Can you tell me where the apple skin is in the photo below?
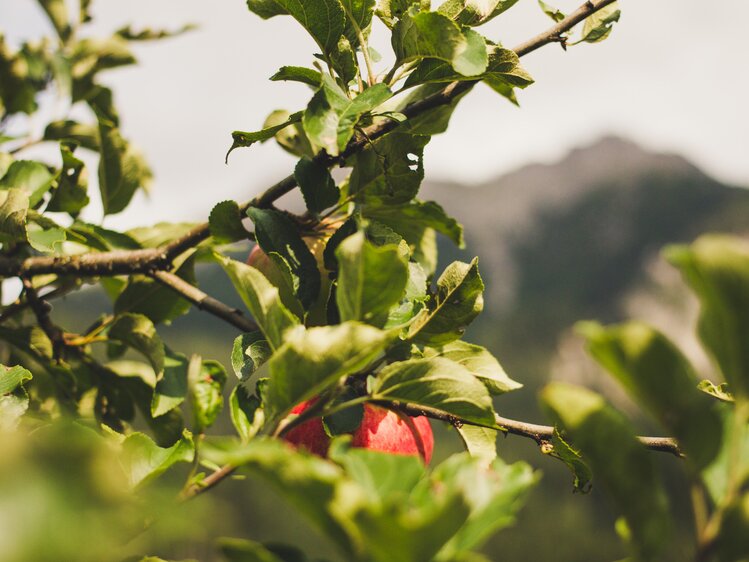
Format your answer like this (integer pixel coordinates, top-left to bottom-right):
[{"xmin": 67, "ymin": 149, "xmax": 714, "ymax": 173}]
[{"xmin": 283, "ymin": 400, "xmax": 434, "ymax": 463}]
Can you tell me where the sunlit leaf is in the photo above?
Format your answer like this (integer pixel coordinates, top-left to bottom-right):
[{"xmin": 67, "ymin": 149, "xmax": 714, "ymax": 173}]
[
  {"xmin": 120, "ymin": 429, "xmax": 194, "ymax": 487},
  {"xmin": 578, "ymin": 320, "xmax": 723, "ymax": 469},
  {"xmin": 209, "ymin": 200, "xmax": 250, "ymax": 244},
  {"xmin": 109, "ymin": 313, "xmax": 165, "ymax": 375},
  {"xmin": 231, "ymin": 332, "xmax": 272, "ymax": 381},
  {"xmin": 266, "ymin": 322, "xmax": 391, "ymax": 419},
  {"xmin": 295, "ymin": 157, "xmax": 340, "ymax": 213},
  {"xmin": 247, "ymin": 207, "xmax": 321, "ymax": 310},
  {"xmin": 392, "ymin": 10, "xmax": 488, "ymax": 76},
  {"xmin": 424, "ymin": 341, "xmax": 520, "ymax": 395},
  {"xmin": 541, "ymin": 383, "xmax": 670, "ymax": 561},
  {"xmin": 408, "ymin": 258, "xmax": 484, "ymax": 345},
  {"xmin": 370, "ymin": 357, "xmax": 496, "ymax": 426},
  {"xmin": 666, "ymin": 235, "xmax": 749, "ymax": 399},
  {"xmin": 336, "ymin": 231, "xmax": 409, "ymax": 325}
]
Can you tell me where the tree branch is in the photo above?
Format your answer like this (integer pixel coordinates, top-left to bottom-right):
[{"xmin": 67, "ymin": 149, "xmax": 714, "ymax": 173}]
[
  {"xmin": 148, "ymin": 270, "xmax": 258, "ymax": 333},
  {"xmin": 0, "ymin": 0, "xmax": 616, "ymax": 281},
  {"xmin": 379, "ymin": 400, "xmax": 684, "ymax": 458}
]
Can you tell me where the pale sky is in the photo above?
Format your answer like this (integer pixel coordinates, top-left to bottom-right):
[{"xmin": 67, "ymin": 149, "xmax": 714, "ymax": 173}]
[{"xmin": 2, "ymin": 0, "xmax": 748, "ymax": 231}]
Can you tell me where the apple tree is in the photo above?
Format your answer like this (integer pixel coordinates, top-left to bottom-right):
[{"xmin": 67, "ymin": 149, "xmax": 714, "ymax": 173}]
[{"xmin": 1, "ymin": 1, "xmax": 747, "ymax": 561}]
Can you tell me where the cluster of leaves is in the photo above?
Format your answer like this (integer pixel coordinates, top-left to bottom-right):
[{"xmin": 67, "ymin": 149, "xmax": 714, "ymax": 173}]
[
  {"xmin": 536, "ymin": 235, "xmax": 749, "ymax": 562},
  {"xmin": 20, "ymin": 2, "xmax": 747, "ymax": 562}
]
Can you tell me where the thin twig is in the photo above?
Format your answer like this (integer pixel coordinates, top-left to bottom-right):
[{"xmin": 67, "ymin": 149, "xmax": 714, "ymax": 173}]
[
  {"xmin": 181, "ymin": 464, "xmax": 236, "ymax": 500},
  {"xmin": 148, "ymin": 270, "xmax": 258, "ymax": 333},
  {"xmin": 380, "ymin": 400, "xmax": 684, "ymax": 458},
  {"xmin": 21, "ymin": 278, "xmax": 66, "ymax": 358}
]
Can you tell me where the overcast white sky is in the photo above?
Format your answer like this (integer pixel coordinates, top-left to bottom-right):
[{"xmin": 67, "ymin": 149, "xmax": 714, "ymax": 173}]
[{"xmin": 2, "ymin": 0, "xmax": 748, "ymax": 231}]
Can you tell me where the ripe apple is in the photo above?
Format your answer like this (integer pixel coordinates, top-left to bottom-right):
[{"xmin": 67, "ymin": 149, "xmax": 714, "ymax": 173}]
[{"xmin": 282, "ymin": 399, "xmax": 434, "ymax": 463}]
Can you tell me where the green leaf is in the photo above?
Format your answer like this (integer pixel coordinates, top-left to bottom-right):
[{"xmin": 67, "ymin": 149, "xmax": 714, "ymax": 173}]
[
  {"xmin": 229, "ymin": 111, "xmax": 303, "ymax": 158},
  {"xmin": 322, "ymin": 401, "xmax": 364, "ymax": 436},
  {"xmin": 404, "ymin": 46, "xmax": 533, "ymax": 92},
  {"xmin": 578, "ymin": 321, "xmax": 723, "ymax": 469},
  {"xmin": 303, "ymin": 77, "xmax": 392, "ymax": 155},
  {"xmin": 666, "ymin": 235, "xmax": 749, "ymax": 399},
  {"xmin": 232, "ymin": 332, "xmax": 272, "ymax": 381},
  {"xmin": 128, "ymin": 222, "xmax": 197, "ymax": 248},
  {"xmin": 537, "ymin": 0, "xmax": 565, "ymax": 22},
  {"xmin": 329, "ymin": 440, "xmax": 426, "ymax": 501},
  {"xmin": 247, "ymin": 207, "xmax": 321, "ymax": 310},
  {"xmin": 431, "ymin": 455, "xmax": 537, "ymax": 559},
  {"xmin": 574, "ymin": 1, "xmax": 620, "ymax": 44},
  {"xmin": 456, "ymin": 425, "xmax": 497, "ymax": 464},
  {"xmin": 714, "ymin": 488, "xmax": 749, "ymax": 562},
  {"xmin": 348, "ymin": 133, "xmax": 430, "ymax": 205},
  {"xmin": 108, "ymin": 313, "xmax": 165, "ymax": 375},
  {"xmin": 376, "ymin": 0, "xmax": 425, "ymax": 28},
  {"xmin": 151, "ymin": 349, "xmax": 190, "ymax": 418},
  {"xmin": 541, "ymin": 383, "xmax": 670, "ymax": 561},
  {"xmin": 202, "ymin": 438, "xmax": 359, "ymax": 556},
  {"xmin": 364, "ymin": 200, "xmax": 464, "ymax": 247},
  {"xmin": 264, "ymin": 109, "xmax": 315, "ymax": 158},
  {"xmin": 36, "ymin": 0, "xmax": 71, "ymax": 41},
  {"xmin": 270, "ymin": 65, "xmax": 323, "ymax": 87},
  {"xmin": 0, "ymin": 391, "xmax": 29, "ymax": 431},
  {"xmin": 0, "ymin": 188, "xmax": 29, "ymax": 241},
  {"xmin": 370, "ymin": 357, "xmax": 496, "ymax": 426},
  {"xmin": 189, "ymin": 358, "xmax": 228, "ymax": 431},
  {"xmin": 218, "ymin": 256, "xmax": 300, "ymax": 349},
  {"xmin": 114, "ymin": 254, "xmax": 196, "ymax": 325},
  {"xmin": 71, "ymin": 36, "xmax": 136, "ymax": 80},
  {"xmin": 266, "ymin": 322, "xmax": 391, "ymax": 419},
  {"xmin": 43, "ymin": 120, "xmax": 100, "ymax": 150},
  {"xmin": 0, "ymin": 325, "xmax": 54, "ymax": 359},
  {"xmin": 294, "ymin": 157, "xmax": 340, "ymax": 213},
  {"xmin": 210, "ymin": 200, "xmax": 250, "ymax": 244},
  {"xmin": 395, "ymin": 82, "xmax": 470, "ymax": 135},
  {"xmin": 341, "ymin": 0, "xmax": 376, "ymax": 47},
  {"xmin": 701, "ymin": 403, "xmax": 749, "ymax": 505},
  {"xmin": 98, "ymin": 120, "xmax": 152, "ymax": 215},
  {"xmin": 408, "ymin": 258, "xmax": 484, "ymax": 346},
  {"xmin": 271, "ymin": 0, "xmax": 346, "ymax": 55},
  {"xmin": 46, "ymin": 144, "xmax": 89, "ymax": 216},
  {"xmin": 335, "ymin": 231, "xmax": 409, "ymax": 325},
  {"xmin": 547, "ymin": 428, "xmax": 592, "ymax": 493},
  {"xmin": 329, "ymin": 35, "xmax": 358, "ymax": 84},
  {"xmin": 27, "ymin": 224, "xmax": 66, "ymax": 253},
  {"xmin": 115, "ymin": 23, "xmax": 197, "ymax": 41},
  {"xmin": 437, "ymin": 0, "xmax": 520, "ymax": 26},
  {"xmin": 424, "ymin": 341, "xmax": 520, "ymax": 395},
  {"xmin": 218, "ymin": 538, "xmax": 288, "ymax": 562},
  {"xmin": 119, "ymin": 429, "xmax": 194, "ymax": 487},
  {"xmin": 392, "ymin": 10, "xmax": 488, "ymax": 76},
  {"xmin": 247, "ymin": 0, "xmax": 288, "ymax": 19},
  {"xmin": 229, "ymin": 384, "xmax": 264, "ymax": 442},
  {"xmin": 698, "ymin": 380, "xmax": 734, "ymax": 403},
  {"xmin": 0, "ymin": 364, "xmax": 32, "ymax": 395},
  {"xmin": 0, "ymin": 160, "xmax": 55, "ymax": 207}
]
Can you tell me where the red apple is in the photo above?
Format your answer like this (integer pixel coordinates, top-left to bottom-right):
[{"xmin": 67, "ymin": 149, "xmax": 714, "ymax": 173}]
[{"xmin": 282, "ymin": 399, "xmax": 434, "ymax": 463}]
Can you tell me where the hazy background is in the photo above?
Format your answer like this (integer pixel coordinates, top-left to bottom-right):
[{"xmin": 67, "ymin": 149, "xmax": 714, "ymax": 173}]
[{"xmin": 3, "ymin": 1, "xmax": 749, "ymax": 560}]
